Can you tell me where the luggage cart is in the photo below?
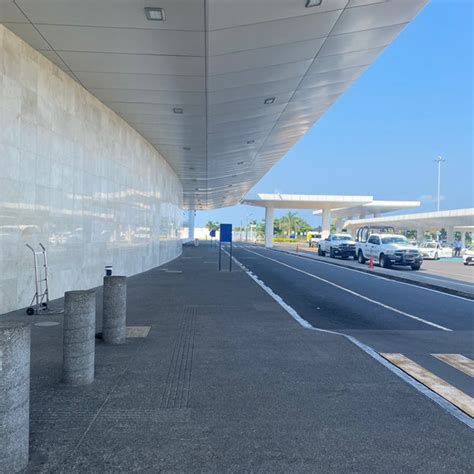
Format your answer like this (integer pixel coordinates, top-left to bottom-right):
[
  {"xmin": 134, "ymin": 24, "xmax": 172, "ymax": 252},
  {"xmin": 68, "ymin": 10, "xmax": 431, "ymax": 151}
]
[{"xmin": 26, "ymin": 243, "xmax": 50, "ymax": 315}]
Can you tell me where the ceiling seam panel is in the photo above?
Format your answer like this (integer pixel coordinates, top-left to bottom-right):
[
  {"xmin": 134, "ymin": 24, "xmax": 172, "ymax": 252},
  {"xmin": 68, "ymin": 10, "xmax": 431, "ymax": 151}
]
[
  {"xmin": 11, "ymin": 0, "xmax": 85, "ymax": 87},
  {"xmin": 244, "ymin": 1, "xmax": 351, "ymax": 181}
]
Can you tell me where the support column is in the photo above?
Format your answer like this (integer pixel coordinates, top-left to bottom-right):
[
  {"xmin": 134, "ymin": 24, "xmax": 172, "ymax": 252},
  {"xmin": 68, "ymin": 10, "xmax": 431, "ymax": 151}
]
[
  {"xmin": 416, "ymin": 228, "xmax": 425, "ymax": 241},
  {"xmin": 446, "ymin": 226, "xmax": 454, "ymax": 243},
  {"xmin": 461, "ymin": 231, "xmax": 466, "ymax": 249},
  {"xmin": 0, "ymin": 322, "xmax": 31, "ymax": 473},
  {"xmin": 321, "ymin": 208, "xmax": 331, "ymax": 239},
  {"xmin": 188, "ymin": 210, "xmax": 195, "ymax": 241},
  {"xmin": 103, "ymin": 276, "xmax": 127, "ymax": 345},
  {"xmin": 264, "ymin": 207, "xmax": 274, "ymax": 248},
  {"xmin": 63, "ymin": 290, "xmax": 96, "ymax": 385},
  {"xmin": 335, "ymin": 219, "xmax": 343, "ymax": 233}
]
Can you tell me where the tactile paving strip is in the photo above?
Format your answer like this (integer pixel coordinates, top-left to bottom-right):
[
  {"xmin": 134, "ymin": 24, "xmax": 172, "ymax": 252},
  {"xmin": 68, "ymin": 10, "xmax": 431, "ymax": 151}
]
[{"xmin": 160, "ymin": 306, "xmax": 196, "ymax": 409}]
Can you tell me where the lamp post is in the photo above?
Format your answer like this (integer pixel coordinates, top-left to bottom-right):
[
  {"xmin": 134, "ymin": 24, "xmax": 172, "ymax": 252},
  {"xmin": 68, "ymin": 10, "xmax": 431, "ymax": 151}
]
[{"xmin": 434, "ymin": 155, "xmax": 445, "ymax": 212}]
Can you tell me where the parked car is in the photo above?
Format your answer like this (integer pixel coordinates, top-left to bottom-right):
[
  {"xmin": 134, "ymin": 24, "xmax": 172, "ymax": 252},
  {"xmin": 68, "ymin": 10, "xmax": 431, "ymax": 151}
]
[
  {"xmin": 419, "ymin": 241, "xmax": 453, "ymax": 260},
  {"xmin": 356, "ymin": 233, "xmax": 423, "ymax": 270},
  {"xmin": 318, "ymin": 233, "xmax": 357, "ymax": 259},
  {"xmin": 463, "ymin": 247, "xmax": 474, "ymax": 265},
  {"xmin": 307, "ymin": 232, "xmax": 322, "ymax": 247}
]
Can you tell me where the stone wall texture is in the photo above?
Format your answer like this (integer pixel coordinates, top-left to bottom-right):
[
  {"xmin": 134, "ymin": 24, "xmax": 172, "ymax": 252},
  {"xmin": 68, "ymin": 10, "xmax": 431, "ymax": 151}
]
[{"xmin": 0, "ymin": 25, "xmax": 183, "ymax": 315}]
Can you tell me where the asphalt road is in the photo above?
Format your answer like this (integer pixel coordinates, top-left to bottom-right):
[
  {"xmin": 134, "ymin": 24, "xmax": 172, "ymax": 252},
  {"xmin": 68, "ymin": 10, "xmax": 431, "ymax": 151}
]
[
  {"xmin": 275, "ymin": 241, "xmax": 474, "ymax": 286},
  {"xmin": 232, "ymin": 244, "xmax": 474, "ymax": 402}
]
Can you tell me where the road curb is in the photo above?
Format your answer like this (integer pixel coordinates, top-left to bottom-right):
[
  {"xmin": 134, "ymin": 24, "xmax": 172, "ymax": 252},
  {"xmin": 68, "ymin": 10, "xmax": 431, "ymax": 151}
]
[{"xmin": 271, "ymin": 248, "xmax": 474, "ymax": 300}]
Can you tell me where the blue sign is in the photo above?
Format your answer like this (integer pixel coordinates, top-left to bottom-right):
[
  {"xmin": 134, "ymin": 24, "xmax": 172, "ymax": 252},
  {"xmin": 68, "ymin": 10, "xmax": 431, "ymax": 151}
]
[
  {"xmin": 219, "ymin": 223, "xmax": 232, "ymax": 243},
  {"xmin": 210, "ymin": 229, "xmax": 216, "ymax": 237}
]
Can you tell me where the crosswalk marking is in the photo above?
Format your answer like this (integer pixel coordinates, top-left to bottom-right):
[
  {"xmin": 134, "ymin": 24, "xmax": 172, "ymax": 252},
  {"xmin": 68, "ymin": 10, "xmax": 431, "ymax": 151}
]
[
  {"xmin": 432, "ymin": 354, "xmax": 474, "ymax": 378},
  {"xmin": 380, "ymin": 353, "xmax": 474, "ymax": 418}
]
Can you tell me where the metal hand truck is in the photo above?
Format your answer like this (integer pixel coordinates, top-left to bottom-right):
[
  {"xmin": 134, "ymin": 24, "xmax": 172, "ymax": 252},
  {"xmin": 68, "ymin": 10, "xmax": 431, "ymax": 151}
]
[{"xmin": 26, "ymin": 243, "xmax": 50, "ymax": 315}]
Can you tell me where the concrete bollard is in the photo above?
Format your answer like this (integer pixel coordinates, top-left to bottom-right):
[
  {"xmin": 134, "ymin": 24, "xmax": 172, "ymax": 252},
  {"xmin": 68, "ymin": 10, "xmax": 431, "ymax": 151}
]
[
  {"xmin": 0, "ymin": 321, "xmax": 31, "ymax": 473},
  {"xmin": 63, "ymin": 290, "xmax": 96, "ymax": 385},
  {"xmin": 102, "ymin": 276, "xmax": 127, "ymax": 345}
]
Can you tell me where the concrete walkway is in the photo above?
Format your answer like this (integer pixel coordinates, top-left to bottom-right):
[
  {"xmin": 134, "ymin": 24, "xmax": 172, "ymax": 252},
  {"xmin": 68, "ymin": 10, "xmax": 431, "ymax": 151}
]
[{"xmin": 2, "ymin": 243, "xmax": 472, "ymax": 472}]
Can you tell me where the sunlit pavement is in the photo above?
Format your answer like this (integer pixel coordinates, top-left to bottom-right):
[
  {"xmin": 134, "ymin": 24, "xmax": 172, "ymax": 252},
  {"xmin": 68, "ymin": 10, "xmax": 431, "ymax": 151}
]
[
  {"xmin": 2, "ymin": 242, "xmax": 473, "ymax": 471},
  {"xmin": 253, "ymin": 241, "xmax": 474, "ymax": 297},
  {"xmin": 232, "ymin": 243, "xmax": 473, "ymax": 421}
]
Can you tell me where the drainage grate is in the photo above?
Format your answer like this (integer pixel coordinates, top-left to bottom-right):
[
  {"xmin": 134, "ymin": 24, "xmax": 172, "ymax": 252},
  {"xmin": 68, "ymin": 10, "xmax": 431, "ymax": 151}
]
[
  {"xmin": 126, "ymin": 326, "xmax": 151, "ymax": 338},
  {"xmin": 160, "ymin": 306, "xmax": 196, "ymax": 409}
]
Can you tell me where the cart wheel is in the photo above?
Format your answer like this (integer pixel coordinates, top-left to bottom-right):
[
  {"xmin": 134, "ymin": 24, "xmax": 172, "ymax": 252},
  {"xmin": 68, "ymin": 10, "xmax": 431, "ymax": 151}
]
[{"xmin": 26, "ymin": 307, "xmax": 35, "ymax": 315}]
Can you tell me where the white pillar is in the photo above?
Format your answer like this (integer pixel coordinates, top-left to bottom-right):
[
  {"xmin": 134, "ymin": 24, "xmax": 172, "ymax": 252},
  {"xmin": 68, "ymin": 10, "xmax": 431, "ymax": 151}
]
[
  {"xmin": 446, "ymin": 226, "xmax": 454, "ymax": 243},
  {"xmin": 335, "ymin": 219, "xmax": 343, "ymax": 233},
  {"xmin": 264, "ymin": 207, "xmax": 274, "ymax": 248},
  {"xmin": 188, "ymin": 210, "xmax": 195, "ymax": 241},
  {"xmin": 416, "ymin": 228, "xmax": 424, "ymax": 241},
  {"xmin": 461, "ymin": 231, "xmax": 466, "ymax": 248},
  {"xmin": 321, "ymin": 208, "xmax": 331, "ymax": 239}
]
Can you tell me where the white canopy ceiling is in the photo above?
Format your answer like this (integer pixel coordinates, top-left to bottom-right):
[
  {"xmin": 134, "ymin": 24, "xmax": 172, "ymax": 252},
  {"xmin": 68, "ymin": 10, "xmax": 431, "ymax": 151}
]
[
  {"xmin": 242, "ymin": 193, "xmax": 373, "ymax": 209},
  {"xmin": 344, "ymin": 209, "xmax": 474, "ymax": 231},
  {"xmin": 313, "ymin": 199, "xmax": 421, "ymax": 218},
  {"xmin": 0, "ymin": 0, "xmax": 428, "ymax": 209}
]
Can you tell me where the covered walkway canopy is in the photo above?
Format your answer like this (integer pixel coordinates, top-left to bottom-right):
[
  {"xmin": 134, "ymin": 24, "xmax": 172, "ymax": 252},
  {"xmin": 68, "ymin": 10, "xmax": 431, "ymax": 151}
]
[
  {"xmin": 344, "ymin": 208, "xmax": 474, "ymax": 244},
  {"xmin": 242, "ymin": 193, "xmax": 373, "ymax": 246},
  {"xmin": 314, "ymin": 199, "xmax": 420, "ymax": 220}
]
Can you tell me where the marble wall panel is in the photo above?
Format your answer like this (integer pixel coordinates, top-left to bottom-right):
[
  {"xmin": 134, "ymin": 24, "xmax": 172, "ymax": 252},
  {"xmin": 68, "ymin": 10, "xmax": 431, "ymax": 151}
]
[{"xmin": 0, "ymin": 25, "xmax": 183, "ymax": 315}]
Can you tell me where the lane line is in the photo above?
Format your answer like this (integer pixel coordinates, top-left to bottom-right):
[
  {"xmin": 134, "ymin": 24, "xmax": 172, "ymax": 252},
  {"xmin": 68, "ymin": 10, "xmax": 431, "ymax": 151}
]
[
  {"xmin": 381, "ymin": 353, "xmax": 474, "ymax": 418},
  {"xmin": 241, "ymin": 248, "xmax": 452, "ymax": 331},
  {"xmin": 226, "ymin": 249, "xmax": 473, "ymax": 429},
  {"xmin": 265, "ymin": 245, "xmax": 474, "ymax": 299},
  {"xmin": 432, "ymin": 354, "xmax": 474, "ymax": 378}
]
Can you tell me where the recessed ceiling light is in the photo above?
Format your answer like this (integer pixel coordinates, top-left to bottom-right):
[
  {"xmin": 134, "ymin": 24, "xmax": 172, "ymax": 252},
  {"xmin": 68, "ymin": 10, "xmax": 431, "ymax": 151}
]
[
  {"xmin": 247, "ymin": 140, "xmax": 255, "ymax": 144},
  {"xmin": 305, "ymin": 0, "xmax": 322, "ymax": 7},
  {"xmin": 173, "ymin": 107, "xmax": 183, "ymax": 114},
  {"xmin": 264, "ymin": 97, "xmax": 275, "ymax": 105},
  {"xmin": 144, "ymin": 7, "xmax": 165, "ymax": 21}
]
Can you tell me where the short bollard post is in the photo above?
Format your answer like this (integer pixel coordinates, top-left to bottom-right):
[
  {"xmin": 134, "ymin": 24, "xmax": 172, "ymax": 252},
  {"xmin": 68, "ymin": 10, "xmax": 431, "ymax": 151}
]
[
  {"xmin": 0, "ymin": 321, "xmax": 31, "ymax": 473},
  {"xmin": 63, "ymin": 290, "xmax": 96, "ymax": 385},
  {"xmin": 102, "ymin": 276, "xmax": 127, "ymax": 345}
]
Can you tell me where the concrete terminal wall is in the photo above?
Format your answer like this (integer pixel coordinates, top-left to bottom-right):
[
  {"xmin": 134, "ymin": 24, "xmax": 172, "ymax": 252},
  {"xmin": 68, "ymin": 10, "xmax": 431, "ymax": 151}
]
[{"xmin": 0, "ymin": 26, "xmax": 183, "ymax": 315}]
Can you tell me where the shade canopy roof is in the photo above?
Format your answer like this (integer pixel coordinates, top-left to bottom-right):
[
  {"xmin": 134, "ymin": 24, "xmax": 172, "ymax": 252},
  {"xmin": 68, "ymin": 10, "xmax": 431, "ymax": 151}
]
[
  {"xmin": 242, "ymin": 193, "xmax": 373, "ymax": 210},
  {"xmin": 1, "ymin": 0, "xmax": 428, "ymax": 209},
  {"xmin": 313, "ymin": 200, "xmax": 421, "ymax": 218},
  {"xmin": 344, "ymin": 209, "xmax": 474, "ymax": 231}
]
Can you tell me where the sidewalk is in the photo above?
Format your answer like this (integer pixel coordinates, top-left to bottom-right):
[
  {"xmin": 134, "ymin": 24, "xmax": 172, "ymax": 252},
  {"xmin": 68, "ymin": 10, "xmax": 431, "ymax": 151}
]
[{"xmin": 2, "ymin": 243, "xmax": 471, "ymax": 472}]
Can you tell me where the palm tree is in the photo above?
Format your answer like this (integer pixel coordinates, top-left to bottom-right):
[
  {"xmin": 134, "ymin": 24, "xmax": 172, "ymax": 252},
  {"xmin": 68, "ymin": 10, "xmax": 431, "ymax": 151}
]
[
  {"xmin": 205, "ymin": 221, "xmax": 219, "ymax": 231},
  {"xmin": 280, "ymin": 211, "xmax": 299, "ymax": 237}
]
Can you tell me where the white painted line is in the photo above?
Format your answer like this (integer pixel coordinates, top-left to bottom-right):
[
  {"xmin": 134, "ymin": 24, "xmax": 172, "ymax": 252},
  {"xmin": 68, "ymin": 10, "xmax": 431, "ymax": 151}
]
[
  {"xmin": 243, "ymin": 248, "xmax": 452, "ymax": 331},
  {"xmin": 228, "ymin": 251, "xmax": 473, "ymax": 429},
  {"xmin": 381, "ymin": 353, "xmax": 474, "ymax": 418},
  {"xmin": 432, "ymin": 354, "xmax": 474, "ymax": 378},
  {"xmin": 261, "ymin": 245, "xmax": 474, "ymax": 302}
]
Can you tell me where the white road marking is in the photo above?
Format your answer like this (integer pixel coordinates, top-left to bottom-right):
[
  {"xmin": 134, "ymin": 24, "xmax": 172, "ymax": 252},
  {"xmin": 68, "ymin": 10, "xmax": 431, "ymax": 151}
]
[
  {"xmin": 227, "ymin": 250, "xmax": 473, "ymax": 429},
  {"xmin": 381, "ymin": 353, "xmax": 474, "ymax": 417},
  {"xmin": 243, "ymin": 248, "xmax": 452, "ymax": 331},
  {"xmin": 261, "ymin": 245, "xmax": 474, "ymax": 302},
  {"xmin": 432, "ymin": 354, "xmax": 474, "ymax": 378}
]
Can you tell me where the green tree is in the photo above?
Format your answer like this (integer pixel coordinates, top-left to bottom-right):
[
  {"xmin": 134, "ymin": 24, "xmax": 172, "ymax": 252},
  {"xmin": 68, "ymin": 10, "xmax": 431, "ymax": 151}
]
[
  {"xmin": 205, "ymin": 221, "xmax": 219, "ymax": 231},
  {"xmin": 280, "ymin": 211, "xmax": 299, "ymax": 236}
]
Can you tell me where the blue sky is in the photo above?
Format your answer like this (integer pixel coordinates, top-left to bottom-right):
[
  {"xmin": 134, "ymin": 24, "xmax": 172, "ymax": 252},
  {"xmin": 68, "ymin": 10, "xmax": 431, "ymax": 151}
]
[{"xmin": 194, "ymin": 0, "xmax": 473, "ymax": 228}]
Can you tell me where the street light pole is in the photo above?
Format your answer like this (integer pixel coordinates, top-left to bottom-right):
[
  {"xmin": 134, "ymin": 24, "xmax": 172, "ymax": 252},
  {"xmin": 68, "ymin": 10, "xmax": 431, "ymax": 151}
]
[{"xmin": 434, "ymin": 155, "xmax": 445, "ymax": 212}]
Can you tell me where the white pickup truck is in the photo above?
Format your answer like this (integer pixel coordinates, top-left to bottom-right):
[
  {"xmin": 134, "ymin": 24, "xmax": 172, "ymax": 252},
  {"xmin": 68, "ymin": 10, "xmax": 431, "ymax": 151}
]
[
  {"xmin": 318, "ymin": 233, "xmax": 357, "ymax": 259},
  {"xmin": 356, "ymin": 233, "xmax": 423, "ymax": 270}
]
